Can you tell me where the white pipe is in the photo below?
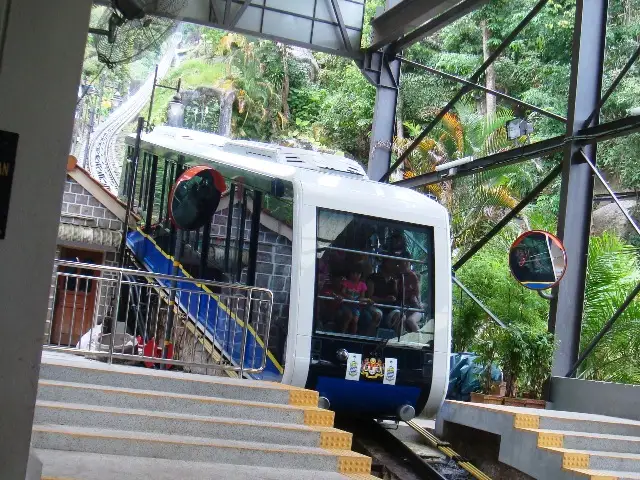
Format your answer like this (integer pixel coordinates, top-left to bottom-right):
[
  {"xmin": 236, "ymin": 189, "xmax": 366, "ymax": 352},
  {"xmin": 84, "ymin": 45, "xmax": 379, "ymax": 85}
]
[{"xmin": 434, "ymin": 156, "xmax": 474, "ymax": 172}]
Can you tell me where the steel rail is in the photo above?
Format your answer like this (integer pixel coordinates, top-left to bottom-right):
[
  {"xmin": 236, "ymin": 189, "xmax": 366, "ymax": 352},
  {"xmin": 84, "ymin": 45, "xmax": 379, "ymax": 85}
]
[{"xmin": 406, "ymin": 420, "xmax": 493, "ymax": 480}]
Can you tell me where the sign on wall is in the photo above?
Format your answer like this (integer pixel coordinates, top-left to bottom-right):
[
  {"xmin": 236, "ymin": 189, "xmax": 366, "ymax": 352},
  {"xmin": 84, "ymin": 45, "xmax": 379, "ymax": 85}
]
[{"xmin": 0, "ymin": 129, "xmax": 18, "ymax": 239}]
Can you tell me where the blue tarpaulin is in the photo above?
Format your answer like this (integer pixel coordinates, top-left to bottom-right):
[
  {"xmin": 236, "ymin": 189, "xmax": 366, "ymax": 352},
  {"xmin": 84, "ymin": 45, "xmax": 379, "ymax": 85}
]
[{"xmin": 447, "ymin": 353, "xmax": 502, "ymax": 401}]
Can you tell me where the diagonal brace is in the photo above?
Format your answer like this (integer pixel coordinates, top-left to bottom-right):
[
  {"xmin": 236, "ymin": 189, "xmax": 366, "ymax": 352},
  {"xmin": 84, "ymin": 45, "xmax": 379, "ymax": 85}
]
[
  {"xmin": 453, "ymin": 275, "xmax": 507, "ymax": 328},
  {"xmin": 398, "ymin": 56, "xmax": 566, "ymax": 124},
  {"xmin": 583, "ymin": 43, "xmax": 640, "ymax": 128},
  {"xmin": 453, "ymin": 162, "xmax": 563, "ymax": 271}
]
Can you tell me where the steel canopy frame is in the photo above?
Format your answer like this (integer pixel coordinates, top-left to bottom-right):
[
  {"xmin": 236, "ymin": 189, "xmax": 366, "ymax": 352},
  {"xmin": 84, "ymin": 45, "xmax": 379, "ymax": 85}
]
[{"xmin": 364, "ymin": 0, "xmax": 640, "ymax": 382}]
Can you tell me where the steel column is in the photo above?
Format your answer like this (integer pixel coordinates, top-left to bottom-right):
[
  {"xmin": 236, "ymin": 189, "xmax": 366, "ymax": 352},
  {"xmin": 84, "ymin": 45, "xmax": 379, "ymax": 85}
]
[
  {"xmin": 246, "ymin": 191, "xmax": 263, "ymax": 286},
  {"xmin": 144, "ymin": 155, "xmax": 158, "ymax": 234},
  {"xmin": 549, "ymin": 0, "xmax": 608, "ymax": 377},
  {"xmin": 368, "ymin": 50, "xmax": 401, "ymax": 181},
  {"xmin": 119, "ymin": 117, "xmax": 145, "ymax": 267}
]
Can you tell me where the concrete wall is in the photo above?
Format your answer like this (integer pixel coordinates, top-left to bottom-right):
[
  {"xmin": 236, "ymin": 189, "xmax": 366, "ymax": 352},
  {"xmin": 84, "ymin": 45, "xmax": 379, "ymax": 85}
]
[
  {"xmin": 550, "ymin": 376, "xmax": 640, "ymax": 421},
  {"xmin": 0, "ymin": 1, "xmax": 91, "ymax": 477}
]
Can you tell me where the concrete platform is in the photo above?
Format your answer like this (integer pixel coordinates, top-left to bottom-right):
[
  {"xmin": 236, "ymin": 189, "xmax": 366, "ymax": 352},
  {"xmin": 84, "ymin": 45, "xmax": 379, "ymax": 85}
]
[
  {"xmin": 36, "ymin": 449, "xmax": 366, "ymax": 480},
  {"xmin": 34, "ymin": 351, "xmax": 374, "ymax": 477},
  {"xmin": 436, "ymin": 400, "xmax": 640, "ymax": 480}
]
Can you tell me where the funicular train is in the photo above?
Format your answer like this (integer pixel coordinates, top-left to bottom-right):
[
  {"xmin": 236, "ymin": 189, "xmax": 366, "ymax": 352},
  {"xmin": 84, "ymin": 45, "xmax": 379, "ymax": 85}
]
[{"xmin": 120, "ymin": 126, "xmax": 451, "ymax": 420}]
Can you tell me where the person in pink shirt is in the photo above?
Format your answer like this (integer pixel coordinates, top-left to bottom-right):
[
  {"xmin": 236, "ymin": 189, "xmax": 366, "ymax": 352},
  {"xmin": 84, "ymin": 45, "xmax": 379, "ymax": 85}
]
[{"xmin": 339, "ymin": 269, "xmax": 369, "ymax": 334}]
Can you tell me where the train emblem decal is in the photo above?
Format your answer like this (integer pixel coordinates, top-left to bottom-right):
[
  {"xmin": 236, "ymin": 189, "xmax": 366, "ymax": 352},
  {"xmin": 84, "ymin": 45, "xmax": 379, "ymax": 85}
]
[
  {"xmin": 361, "ymin": 357, "xmax": 384, "ymax": 379},
  {"xmin": 385, "ymin": 365, "xmax": 395, "ymax": 381},
  {"xmin": 348, "ymin": 358, "xmax": 360, "ymax": 376}
]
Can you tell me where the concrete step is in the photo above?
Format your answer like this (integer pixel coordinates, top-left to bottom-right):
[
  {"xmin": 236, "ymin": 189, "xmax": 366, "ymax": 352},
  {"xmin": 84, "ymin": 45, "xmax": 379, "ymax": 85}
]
[
  {"xmin": 444, "ymin": 401, "xmax": 640, "ymax": 437},
  {"xmin": 36, "ymin": 449, "xmax": 358, "ymax": 480},
  {"xmin": 543, "ymin": 447, "xmax": 640, "ymax": 473},
  {"xmin": 40, "ymin": 353, "xmax": 316, "ymax": 407},
  {"xmin": 537, "ymin": 416, "xmax": 640, "ymax": 439},
  {"xmin": 34, "ymin": 400, "xmax": 352, "ymax": 449},
  {"xmin": 37, "ymin": 379, "xmax": 334, "ymax": 427},
  {"xmin": 567, "ymin": 468, "xmax": 640, "ymax": 480},
  {"xmin": 527, "ymin": 428, "xmax": 640, "ymax": 454},
  {"xmin": 31, "ymin": 425, "xmax": 372, "ymax": 475}
]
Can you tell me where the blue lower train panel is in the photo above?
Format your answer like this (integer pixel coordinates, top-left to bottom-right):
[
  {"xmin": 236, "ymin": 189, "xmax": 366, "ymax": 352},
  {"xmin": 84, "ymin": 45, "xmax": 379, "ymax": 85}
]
[
  {"xmin": 127, "ymin": 230, "xmax": 283, "ymax": 380},
  {"xmin": 314, "ymin": 376, "xmax": 421, "ymax": 414}
]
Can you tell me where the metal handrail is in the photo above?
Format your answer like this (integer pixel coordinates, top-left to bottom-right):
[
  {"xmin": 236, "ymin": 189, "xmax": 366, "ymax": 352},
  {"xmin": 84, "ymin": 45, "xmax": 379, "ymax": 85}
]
[
  {"xmin": 317, "ymin": 295, "xmax": 425, "ymax": 314},
  {"xmin": 45, "ymin": 260, "xmax": 274, "ymax": 376},
  {"xmin": 318, "ymin": 245, "xmax": 428, "ymax": 264}
]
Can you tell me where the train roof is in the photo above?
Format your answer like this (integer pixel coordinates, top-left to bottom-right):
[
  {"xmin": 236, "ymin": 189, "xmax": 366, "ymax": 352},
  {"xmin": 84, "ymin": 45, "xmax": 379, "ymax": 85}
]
[{"xmin": 126, "ymin": 127, "xmax": 448, "ymax": 227}]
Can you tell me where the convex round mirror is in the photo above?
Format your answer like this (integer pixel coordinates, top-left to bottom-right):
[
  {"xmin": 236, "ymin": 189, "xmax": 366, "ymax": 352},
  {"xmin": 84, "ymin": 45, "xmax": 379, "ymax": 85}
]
[
  {"xmin": 169, "ymin": 166, "xmax": 226, "ymax": 231},
  {"xmin": 509, "ymin": 230, "xmax": 567, "ymax": 290}
]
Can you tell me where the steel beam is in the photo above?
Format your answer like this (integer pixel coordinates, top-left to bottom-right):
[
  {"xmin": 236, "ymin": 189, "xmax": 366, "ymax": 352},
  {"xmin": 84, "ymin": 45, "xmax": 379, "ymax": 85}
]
[
  {"xmin": 394, "ymin": 134, "xmax": 565, "ymax": 188},
  {"xmin": 549, "ymin": 0, "xmax": 608, "ymax": 378},
  {"xmin": 370, "ymin": 0, "xmax": 466, "ymax": 51},
  {"xmin": 368, "ymin": 50, "xmax": 402, "ymax": 181},
  {"xmin": 389, "ymin": 0, "xmax": 489, "ymax": 53},
  {"xmin": 580, "ymin": 149, "xmax": 640, "ymax": 236},
  {"xmin": 452, "ymin": 276, "xmax": 507, "ymax": 328},
  {"xmin": 329, "ymin": 0, "xmax": 353, "ymax": 52},
  {"xmin": 576, "ymin": 115, "xmax": 640, "ymax": 143},
  {"xmin": 229, "ymin": 0, "xmax": 251, "ymax": 28}
]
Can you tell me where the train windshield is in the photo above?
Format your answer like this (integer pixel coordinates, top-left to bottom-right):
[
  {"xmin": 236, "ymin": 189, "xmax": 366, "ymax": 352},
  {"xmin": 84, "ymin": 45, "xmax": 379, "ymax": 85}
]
[{"xmin": 314, "ymin": 208, "xmax": 435, "ymax": 347}]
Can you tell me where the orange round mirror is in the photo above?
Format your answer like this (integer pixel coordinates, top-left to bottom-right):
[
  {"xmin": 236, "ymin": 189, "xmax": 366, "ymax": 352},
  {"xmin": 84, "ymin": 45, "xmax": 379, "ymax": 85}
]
[
  {"xmin": 168, "ymin": 166, "xmax": 226, "ymax": 231},
  {"xmin": 509, "ymin": 230, "xmax": 567, "ymax": 290}
]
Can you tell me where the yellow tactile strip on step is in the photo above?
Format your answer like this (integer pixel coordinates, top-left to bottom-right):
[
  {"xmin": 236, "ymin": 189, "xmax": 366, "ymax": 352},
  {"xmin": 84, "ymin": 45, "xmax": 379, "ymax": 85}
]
[
  {"xmin": 538, "ymin": 431, "xmax": 564, "ymax": 448},
  {"xmin": 304, "ymin": 408, "xmax": 335, "ymax": 427},
  {"xmin": 514, "ymin": 413, "xmax": 540, "ymax": 429},
  {"xmin": 563, "ymin": 452, "xmax": 591, "ymax": 469},
  {"xmin": 568, "ymin": 468, "xmax": 620, "ymax": 480},
  {"xmin": 336, "ymin": 454, "xmax": 373, "ymax": 475},
  {"xmin": 320, "ymin": 430, "xmax": 353, "ymax": 450},
  {"xmin": 288, "ymin": 388, "xmax": 319, "ymax": 406}
]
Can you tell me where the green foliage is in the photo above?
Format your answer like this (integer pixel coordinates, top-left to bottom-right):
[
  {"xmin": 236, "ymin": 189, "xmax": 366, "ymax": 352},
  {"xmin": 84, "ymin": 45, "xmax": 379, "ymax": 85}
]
[
  {"xmin": 145, "ymin": 59, "xmax": 227, "ymax": 127},
  {"xmin": 580, "ymin": 232, "xmax": 640, "ymax": 384},
  {"xmin": 314, "ymin": 56, "xmax": 376, "ymax": 158},
  {"xmin": 454, "ymin": 234, "xmax": 550, "ymax": 339},
  {"xmin": 289, "ymin": 86, "xmax": 326, "ymax": 126}
]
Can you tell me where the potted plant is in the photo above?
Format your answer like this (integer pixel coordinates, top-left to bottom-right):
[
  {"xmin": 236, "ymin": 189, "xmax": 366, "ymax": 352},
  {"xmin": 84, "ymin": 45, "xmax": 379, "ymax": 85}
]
[
  {"xmin": 500, "ymin": 327, "xmax": 528, "ymax": 406},
  {"xmin": 471, "ymin": 323, "xmax": 505, "ymax": 404},
  {"xmin": 521, "ymin": 330, "xmax": 554, "ymax": 408}
]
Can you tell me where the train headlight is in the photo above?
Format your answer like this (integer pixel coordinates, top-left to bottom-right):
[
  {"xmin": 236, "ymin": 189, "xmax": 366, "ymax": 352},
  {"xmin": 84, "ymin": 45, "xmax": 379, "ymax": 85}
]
[{"xmin": 336, "ymin": 348, "xmax": 349, "ymax": 362}]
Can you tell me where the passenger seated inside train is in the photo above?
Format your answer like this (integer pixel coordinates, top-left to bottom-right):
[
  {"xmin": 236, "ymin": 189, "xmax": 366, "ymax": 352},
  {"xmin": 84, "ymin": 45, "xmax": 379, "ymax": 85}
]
[
  {"xmin": 338, "ymin": 267, "xmax": 369, "ymax": 334},
  {"xmin": 314, "ymin": 210, "xmax": 435, "ymax": 342},
  {"xmin": 397, "ymin": 260, "xmax": 422, "ymax": 333}
]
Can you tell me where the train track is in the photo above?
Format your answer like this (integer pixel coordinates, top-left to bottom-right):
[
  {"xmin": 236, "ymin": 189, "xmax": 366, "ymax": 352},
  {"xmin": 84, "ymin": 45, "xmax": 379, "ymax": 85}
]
[
  {"xmin": 87, "ymin": 43, "xmax": 177, "ymax": 192},
  {"xmin": 337, "ymin": 416, "xmax": 490, "ymax": 479}
]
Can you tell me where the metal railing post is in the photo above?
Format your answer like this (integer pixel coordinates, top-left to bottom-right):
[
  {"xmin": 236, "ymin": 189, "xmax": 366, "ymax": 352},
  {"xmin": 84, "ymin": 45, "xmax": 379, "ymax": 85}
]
[
  {"xmin": 108, "ymin": 270, "xmax": 124, "ymax": 364},
  {"xmin": 239, "ymin": 290, "xmax": 252, "ymax": 378}
]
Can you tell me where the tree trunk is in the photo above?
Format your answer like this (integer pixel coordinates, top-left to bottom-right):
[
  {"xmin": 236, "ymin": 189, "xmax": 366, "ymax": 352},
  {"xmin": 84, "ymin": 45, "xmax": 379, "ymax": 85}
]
[
  {"xmin": 280, "ymin": 44, "xmax": 290, "ymax": 120},
  {"xmin": 218, "ymin": 90, "xmax": 236, "ymax": 138},
  {"xmin": 481, "ymin": 20, "xmax": 496, "ymax": 117}
]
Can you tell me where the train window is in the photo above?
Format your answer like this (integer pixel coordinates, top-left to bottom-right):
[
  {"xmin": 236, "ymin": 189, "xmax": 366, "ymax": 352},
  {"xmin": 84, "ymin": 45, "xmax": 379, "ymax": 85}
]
[{"xmin": 314, "ymin": 208, "xmax": 435, "ymax": 347}]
